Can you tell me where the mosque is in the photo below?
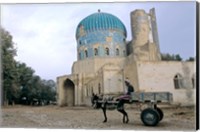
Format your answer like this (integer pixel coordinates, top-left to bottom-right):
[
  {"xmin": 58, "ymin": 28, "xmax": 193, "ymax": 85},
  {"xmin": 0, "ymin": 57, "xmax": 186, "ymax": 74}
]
[{"xmin": 56, "ymin": 8, "xmax": 196, "ymax": 106}]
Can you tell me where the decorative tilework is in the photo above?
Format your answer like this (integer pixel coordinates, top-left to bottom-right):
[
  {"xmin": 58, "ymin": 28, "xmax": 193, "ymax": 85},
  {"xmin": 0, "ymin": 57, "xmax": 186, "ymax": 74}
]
[{"xmin": 76, "ymin": 12, "xmax": 127, "ymax": 60}]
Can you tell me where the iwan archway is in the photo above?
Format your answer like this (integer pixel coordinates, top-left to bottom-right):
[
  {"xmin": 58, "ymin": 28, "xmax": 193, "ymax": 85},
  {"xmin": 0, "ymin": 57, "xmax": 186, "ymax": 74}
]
[{"xmin": 63, "ymin": 79, "xmax": 75, "ymax": 106}]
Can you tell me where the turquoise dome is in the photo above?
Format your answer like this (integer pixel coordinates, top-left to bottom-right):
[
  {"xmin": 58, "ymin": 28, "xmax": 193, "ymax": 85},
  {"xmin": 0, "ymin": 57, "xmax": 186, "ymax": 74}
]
[{"xmin": 76, "ymin": 11, "xmax": 127, "ymax": 39}]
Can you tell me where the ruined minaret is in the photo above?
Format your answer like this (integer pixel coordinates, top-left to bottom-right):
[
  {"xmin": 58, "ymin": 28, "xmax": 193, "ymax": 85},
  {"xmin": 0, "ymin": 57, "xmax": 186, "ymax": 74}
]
[
  {"xmin": 149, "ymin": 8, "xmax": 161, "ymax": 54},
  {"xmin": 130, "ymin": 8, "xmax": 161, "ymax": 61}
]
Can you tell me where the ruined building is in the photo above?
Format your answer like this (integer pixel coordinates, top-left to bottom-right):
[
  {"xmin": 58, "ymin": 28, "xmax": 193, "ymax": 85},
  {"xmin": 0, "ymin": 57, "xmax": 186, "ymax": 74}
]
[{"xmin": 57, "ymin": 8, "xmax": 196, "ymax": 106}]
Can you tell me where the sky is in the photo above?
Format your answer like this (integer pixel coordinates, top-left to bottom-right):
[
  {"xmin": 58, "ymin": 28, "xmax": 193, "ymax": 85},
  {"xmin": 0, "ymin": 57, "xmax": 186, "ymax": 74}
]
[{"xmin": 1, "ymin": 1, "xmax": 196, "ymax": 81}]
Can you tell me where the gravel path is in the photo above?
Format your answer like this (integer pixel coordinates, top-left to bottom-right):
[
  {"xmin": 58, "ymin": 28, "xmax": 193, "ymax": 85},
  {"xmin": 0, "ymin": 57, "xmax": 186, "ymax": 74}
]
[{"xmin": 0, "ymin": 105, "xmax": 196, "ymax": 131}]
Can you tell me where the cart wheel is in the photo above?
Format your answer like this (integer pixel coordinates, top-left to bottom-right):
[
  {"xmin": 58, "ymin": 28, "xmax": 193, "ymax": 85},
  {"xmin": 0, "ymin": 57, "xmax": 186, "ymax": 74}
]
[
  {"xmin": 156, "ymin": 107, "xmax": 164, "ymax": 121},
  {"xmin": 141, "ymin": 108, "xmax": 160, "ymax": 126}
]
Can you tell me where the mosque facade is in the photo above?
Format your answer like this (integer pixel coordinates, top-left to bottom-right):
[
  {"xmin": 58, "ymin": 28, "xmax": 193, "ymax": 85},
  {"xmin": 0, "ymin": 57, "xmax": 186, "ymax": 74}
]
[{"xmin": 56, "ymin": 8, "xmax": 196, "ymax": 106}]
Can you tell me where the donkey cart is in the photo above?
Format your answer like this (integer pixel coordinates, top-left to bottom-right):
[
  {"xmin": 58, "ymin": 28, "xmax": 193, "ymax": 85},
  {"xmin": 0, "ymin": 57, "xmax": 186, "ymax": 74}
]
[{"xmin": 92, "ymin": 92, "xmax": 173, "ymax": 126}]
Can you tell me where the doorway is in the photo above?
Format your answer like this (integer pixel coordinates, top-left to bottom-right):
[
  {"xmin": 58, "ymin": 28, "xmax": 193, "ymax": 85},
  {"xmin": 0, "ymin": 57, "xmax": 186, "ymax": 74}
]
[{"xmin": 63, "ymin": 79, "xmax": 75, "ymax": 106}]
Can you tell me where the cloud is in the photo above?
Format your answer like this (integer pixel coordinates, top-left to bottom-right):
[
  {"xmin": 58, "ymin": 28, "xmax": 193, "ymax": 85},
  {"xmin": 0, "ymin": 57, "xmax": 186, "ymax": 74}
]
[
  {"xmin": 1, "ymin": 4, "xmax": 81, "ymax": 80},
  {"xmin": 1, "ymin": 2, "xmax": 196, "ymax": 81}
]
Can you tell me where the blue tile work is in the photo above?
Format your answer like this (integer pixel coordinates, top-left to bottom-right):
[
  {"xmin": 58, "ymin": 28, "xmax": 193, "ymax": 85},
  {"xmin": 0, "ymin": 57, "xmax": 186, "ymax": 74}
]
[
  {"xmin": 77, "ymin": 31, "xmax": 125, "ymax": 46},
  {"xmin": 76, "ymin": 12, "xmax": 127, "ymax": 38},
  {"xmin": 76, "ymin": 12, "xmax": 127, "ymax": 60},
  {"xmin": 77, "ymin": 30, "xmax": 126, "ymax": 60}
]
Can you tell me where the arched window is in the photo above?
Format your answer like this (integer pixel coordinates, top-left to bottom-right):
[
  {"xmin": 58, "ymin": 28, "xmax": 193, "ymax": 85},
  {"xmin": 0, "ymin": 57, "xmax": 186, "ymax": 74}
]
[
  {"xmin": 85, "ymin": 50, "xmax": 88, "ymax": 58},
  {"xmin": 123, "ymin": 50, "xmax": 126, "ymax": 56},
  {"xmin": 174, "ymin": 74, "xmax": 183, "ymax": 89},
  {"xmin": 91, "ymin": 87, "xmax": 93, "ymax": 96},
  {"xmin": 98, "ymin": 83, "xmax": 101, "ymax": 94},
  {"xmin": 79, "ymin": 52, "xmax": 81, "ymax": 60},
  {"xmin": 94, "ymin": 48, "xmax": 98, "ymax": 56},
  {"xmin": 86, "ymin": 88, "xmax": 88, "ymax": 97},
  {"xmin": 192, "ymin": 73, "xmax": 195, "ymax": 88},
  {"xmin": 116, "ymin": 48, "xmax": 119, "ymax": 56},
  {"xmin": 105, "ymin": 47, "xmax": 109, "ymax": 55},
  {"xmin": 123, "ymin": 38, "xmax": 126, "ymax": 42}
]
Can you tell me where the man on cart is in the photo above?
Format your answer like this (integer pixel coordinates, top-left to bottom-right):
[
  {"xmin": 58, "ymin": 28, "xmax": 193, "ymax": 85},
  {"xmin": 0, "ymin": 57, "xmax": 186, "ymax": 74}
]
[{"xmin": 116, "ymin": 78, "xmax": 135, "ymax": 110}]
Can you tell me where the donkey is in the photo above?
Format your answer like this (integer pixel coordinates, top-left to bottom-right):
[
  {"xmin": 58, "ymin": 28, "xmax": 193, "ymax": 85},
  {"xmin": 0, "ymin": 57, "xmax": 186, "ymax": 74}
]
[{"xmin": 91, "ymin": 94, "xmax": 130, "ymax": 123}]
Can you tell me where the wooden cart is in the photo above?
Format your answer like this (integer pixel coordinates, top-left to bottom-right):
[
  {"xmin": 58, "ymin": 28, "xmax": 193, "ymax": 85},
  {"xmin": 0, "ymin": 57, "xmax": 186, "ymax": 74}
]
[{"xmin": 102, "ymin": 92, "xmax": 173, "ymax": 126}]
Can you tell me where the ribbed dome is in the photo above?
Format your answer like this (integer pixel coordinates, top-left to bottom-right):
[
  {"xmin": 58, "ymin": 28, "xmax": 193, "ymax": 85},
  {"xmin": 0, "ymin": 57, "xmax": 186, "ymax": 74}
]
[{"xmin": 76, "ymin": 11, "xmax": 127, "ymax": 39}]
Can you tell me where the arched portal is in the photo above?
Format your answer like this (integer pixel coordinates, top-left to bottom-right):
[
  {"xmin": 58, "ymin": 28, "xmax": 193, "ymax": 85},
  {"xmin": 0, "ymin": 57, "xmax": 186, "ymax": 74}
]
[
  {"xmin": 174, "ymin": 73, "xmax": 183, "ymax": 89},
  {"xmin": 63, "ymin": 79, "xmax": 75, "ymax": 106},
  {"xmin": 192, "ymin": 73, "xmax": 196, "ymax": 88}
]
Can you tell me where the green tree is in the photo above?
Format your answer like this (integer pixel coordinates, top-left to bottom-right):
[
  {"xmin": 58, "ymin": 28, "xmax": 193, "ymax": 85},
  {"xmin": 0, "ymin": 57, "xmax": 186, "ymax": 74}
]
[
  {"xmin": 161, "ymin": 53, "xmax": 182, "ymax": 61},
  {"xmin": 17, "ymin": 62, "xmax": 36, "ymax": 105},
  {"xmin": 1, "ymin": 27, "xmax": 56, "ymax": 106},
  {"xmin": 40, "ymin": 79, "xmax": 56, "ymax": 104},
  {"xmin": 175, "ymin": 54, "xmax": 182, "ymax": 61},
  {"xmin": 186, "ymin": 57, "xmax": 195, "ymax": 61},
  {"xmin": 1, "ymin": 27, "xmax": 19, "ymax": 105}
]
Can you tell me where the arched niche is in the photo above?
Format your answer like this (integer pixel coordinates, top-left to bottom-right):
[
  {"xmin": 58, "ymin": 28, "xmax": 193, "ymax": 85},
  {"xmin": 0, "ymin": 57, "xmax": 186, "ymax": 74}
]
[{"xmin": 63, "ymin": 79, "xmax": 75, "ymax": 106}]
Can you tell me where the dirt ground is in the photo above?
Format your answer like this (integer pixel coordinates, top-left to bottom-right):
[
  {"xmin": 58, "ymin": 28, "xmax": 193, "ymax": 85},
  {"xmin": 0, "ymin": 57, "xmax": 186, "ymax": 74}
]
[{"xmin": 0, "ymin": 105, "xmax": 196, "ymax": 131}]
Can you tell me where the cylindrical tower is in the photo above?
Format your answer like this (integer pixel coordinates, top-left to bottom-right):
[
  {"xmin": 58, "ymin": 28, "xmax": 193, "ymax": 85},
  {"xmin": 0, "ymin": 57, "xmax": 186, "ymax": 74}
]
[
  {"xmin": 130, "ymin": 9, "xmax": 161, "ymax": 61},
  {"xmin": 76, "ymin": 10, "xmax": 127, "ymax": 60},
  {"xmin": 130, "ymin": 9, "xmax": 150, "ymax": 46}
]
